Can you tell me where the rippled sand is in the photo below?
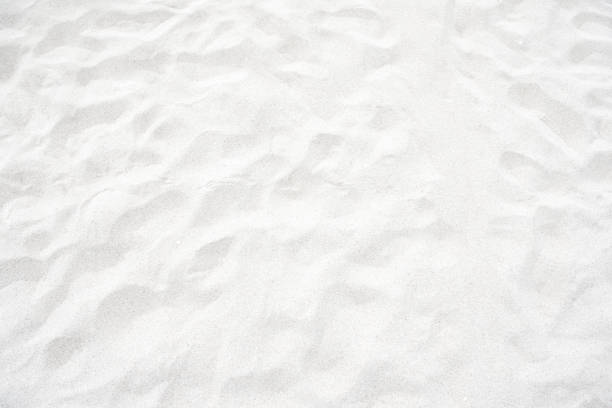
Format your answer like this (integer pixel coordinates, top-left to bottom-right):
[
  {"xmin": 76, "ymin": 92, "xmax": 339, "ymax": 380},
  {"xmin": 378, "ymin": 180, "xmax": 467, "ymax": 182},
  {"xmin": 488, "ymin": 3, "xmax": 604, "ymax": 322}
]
[{"xmin": 1, "ymin": 0, "xmax": 612, "ymax": 407}]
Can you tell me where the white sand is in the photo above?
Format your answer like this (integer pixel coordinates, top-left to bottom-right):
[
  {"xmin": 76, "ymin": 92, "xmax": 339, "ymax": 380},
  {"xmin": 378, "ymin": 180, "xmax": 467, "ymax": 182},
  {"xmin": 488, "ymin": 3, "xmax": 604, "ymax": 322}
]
[{"xmin": 1, "ymin": 0, "xmax": 612, "ymax": 406}]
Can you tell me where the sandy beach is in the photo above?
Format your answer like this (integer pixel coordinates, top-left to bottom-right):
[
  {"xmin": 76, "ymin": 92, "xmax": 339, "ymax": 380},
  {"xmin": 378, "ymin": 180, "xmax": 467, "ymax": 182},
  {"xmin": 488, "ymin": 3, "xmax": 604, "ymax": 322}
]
[{"xmin": 1, "ymin": 0, "xmax": 612, "ymax": 407}]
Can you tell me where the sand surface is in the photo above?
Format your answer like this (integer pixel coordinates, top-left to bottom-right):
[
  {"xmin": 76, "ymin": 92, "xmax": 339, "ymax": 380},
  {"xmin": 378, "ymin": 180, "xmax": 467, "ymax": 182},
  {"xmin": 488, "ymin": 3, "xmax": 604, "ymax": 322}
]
[{"xmin": 1, "ymin": 0, "xmax": 612, "ymax": 407}]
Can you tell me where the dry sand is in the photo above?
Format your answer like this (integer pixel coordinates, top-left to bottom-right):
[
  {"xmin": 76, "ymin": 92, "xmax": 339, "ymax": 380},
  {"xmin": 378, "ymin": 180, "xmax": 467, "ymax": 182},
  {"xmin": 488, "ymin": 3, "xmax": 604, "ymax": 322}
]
[{"xmin": 1, "ymin": 0, "xmax": 612, "ymax": 407}]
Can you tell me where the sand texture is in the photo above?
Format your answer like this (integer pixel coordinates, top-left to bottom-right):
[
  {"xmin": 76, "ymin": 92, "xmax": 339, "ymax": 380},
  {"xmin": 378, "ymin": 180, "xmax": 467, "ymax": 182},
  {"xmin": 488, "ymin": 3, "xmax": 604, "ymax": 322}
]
[{"xmin": 1, "ymin": 0, "xmax": 612, "ymax": 407}]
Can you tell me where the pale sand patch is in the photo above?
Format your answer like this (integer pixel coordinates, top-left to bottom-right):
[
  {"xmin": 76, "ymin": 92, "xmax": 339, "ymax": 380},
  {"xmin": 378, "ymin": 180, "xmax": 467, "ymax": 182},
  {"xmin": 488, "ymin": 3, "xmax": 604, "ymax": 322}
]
[{"xmin": 1, "ymin": 0, "xmax": 612, "ymax": 407}]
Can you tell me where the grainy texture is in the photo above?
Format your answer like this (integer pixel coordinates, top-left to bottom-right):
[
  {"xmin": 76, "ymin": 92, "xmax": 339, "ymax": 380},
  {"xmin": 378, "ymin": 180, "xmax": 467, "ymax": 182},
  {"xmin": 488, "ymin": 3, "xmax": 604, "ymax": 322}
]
[{"xmin": 1, "ymin": 0, "xmax": 612, "ymax": 407}]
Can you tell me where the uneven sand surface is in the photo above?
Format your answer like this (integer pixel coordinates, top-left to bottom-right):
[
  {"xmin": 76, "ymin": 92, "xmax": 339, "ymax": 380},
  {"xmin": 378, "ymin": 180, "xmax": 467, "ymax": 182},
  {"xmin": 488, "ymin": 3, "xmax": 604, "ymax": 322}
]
[{"xmin": 1, "ymin": 0, "xmax": 612, "ymax": 407}]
